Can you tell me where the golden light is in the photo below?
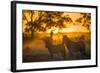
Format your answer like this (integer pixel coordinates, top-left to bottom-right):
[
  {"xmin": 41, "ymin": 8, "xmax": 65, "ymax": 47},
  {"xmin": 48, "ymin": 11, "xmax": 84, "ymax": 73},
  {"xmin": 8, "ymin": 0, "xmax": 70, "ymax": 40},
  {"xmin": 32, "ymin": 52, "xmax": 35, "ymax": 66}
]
[
  {"xmin": 61, "ymin": 25, "xmax": 89, "ymax": 33},
  {"xmin": 47, "ymin": 27, "xmax": 59, "ymax": 34},
  {"xmin": 47, "ymin": 29, "xmax": 52, "ymax": 33},
  {"xmin": 53, "ymin": 28, "xmax": 59, "ymax": 33}
]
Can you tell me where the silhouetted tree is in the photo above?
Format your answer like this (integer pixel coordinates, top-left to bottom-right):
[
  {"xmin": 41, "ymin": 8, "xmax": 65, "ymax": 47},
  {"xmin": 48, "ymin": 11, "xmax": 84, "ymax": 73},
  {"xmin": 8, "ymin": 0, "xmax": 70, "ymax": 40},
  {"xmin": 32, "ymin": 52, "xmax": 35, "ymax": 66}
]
[
  {"xmin": 75, "ymin": 13, "xmax": 91, "ymax": 30},
  {"xmin": 23, "ymin": 10, "xmax": 74, "ymax": 39},
  {"xmin": 23, "ymin": 10, "xmax": 46, "ymax": 38}
]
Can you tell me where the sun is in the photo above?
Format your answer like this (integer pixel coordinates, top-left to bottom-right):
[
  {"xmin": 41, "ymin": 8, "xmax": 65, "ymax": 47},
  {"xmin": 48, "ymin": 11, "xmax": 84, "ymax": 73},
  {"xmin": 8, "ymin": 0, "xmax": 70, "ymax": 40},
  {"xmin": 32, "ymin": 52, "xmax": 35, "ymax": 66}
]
[
  {"xmin": 53, "ymin": 28, "xmax": 59, "ymax": 33},
  {"xmin": 47, "ymin": 27, "xmax": 59, "ymax": 34}
]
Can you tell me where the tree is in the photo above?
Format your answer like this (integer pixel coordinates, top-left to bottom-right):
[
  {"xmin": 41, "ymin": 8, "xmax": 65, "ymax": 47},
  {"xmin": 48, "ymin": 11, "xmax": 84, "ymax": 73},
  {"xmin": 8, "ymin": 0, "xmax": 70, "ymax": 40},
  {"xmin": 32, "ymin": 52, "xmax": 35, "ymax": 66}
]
[
  {"xmin": 61, "ymin": 15, "xmax": 73, "ymax": 27},
  {"xmin": 75, "ymin": 13, "xmax": 91, "ymax": 30},
  {"xmin": 41, "ymin": 11, "xmax": 66, "ymax": 39},
  {"xmin": 40, "ymin": 11, "xmax": 65, "ymax": 29},
  {"xmin": 81, "ymin": 13, "xmax": 91, "ymax": 30},
  {"xmin": 23, "ymin": 10, "xmax": 73, "ymax": 39},
  {"xmin": 23, "ymin": 10, "xmax": 46, "ymax": 38}
]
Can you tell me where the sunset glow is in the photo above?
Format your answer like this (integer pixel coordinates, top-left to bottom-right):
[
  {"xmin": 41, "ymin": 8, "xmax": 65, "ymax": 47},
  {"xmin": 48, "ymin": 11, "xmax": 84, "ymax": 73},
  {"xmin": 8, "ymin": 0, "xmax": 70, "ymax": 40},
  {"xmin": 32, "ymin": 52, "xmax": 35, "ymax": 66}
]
[
  {"xmin": 47, "ymin": 27, "xmax": 59, "ymax": 33},
  {"xmin": 22, "ymin": 10, "xmax": 91, "ymax": 62},
  {"xmin": 61, "ymin": 25, "xmax": 89, "ymax": 33},
  {"xmin": 46, "ymin": 25, "xmax": 89, "ymax": 34}
]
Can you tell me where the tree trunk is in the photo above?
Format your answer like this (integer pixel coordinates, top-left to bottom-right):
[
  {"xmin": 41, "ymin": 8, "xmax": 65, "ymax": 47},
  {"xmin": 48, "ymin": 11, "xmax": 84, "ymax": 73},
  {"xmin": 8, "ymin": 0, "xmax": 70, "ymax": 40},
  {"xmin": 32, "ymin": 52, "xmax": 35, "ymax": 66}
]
[{"xmin": 31, "ymin": 30, "xmax": 35, "ymax": 39}]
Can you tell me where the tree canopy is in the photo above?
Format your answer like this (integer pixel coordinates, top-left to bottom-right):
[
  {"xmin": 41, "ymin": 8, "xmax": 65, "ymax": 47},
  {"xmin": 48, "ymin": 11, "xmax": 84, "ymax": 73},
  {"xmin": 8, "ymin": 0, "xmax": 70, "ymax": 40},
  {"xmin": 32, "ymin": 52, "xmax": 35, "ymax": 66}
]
[{"xmin": 22, "ymin": 10, "xmax": 71, "ymax": 37}]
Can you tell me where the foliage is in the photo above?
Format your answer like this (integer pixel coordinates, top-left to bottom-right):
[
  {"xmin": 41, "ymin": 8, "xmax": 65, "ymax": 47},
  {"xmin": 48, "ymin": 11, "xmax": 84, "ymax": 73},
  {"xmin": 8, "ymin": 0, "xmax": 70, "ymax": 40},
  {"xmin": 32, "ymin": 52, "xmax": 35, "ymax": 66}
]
[
  {"xmin": 75, "ymin": 13, "xmax": 91, "ymax": 30},
  {"xmin": 22, "ymin": 10, "xmax": 73, "ymax": 38}
]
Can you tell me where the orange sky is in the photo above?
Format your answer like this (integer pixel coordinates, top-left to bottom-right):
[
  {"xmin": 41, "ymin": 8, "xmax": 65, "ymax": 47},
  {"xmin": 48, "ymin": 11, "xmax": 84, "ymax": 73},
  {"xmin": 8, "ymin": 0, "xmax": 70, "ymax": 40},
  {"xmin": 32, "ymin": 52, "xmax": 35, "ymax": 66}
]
[
  {"xmin": 62, "ymin": 12, "xmax": 83, "ymax": 22},
  {"xmin": 22, "ymin": 11, "xmax": 90, "ymax": 33}
]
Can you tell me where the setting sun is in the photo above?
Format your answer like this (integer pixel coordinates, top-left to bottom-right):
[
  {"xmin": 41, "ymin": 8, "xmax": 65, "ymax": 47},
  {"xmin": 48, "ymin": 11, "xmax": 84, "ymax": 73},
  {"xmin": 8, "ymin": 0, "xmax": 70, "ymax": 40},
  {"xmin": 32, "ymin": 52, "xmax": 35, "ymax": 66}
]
[{"xmin": 47, "ymin": 27, "xmax": 59, "ymax": 34}]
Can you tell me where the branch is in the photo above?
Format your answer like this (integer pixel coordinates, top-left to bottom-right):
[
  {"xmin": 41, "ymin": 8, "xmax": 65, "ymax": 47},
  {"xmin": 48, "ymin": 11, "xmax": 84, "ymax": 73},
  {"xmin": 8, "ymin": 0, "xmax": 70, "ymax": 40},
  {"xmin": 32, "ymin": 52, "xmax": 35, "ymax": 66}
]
[{"xmin": 23, "ymin": 12, "xmax": 29, "ymax": 23}]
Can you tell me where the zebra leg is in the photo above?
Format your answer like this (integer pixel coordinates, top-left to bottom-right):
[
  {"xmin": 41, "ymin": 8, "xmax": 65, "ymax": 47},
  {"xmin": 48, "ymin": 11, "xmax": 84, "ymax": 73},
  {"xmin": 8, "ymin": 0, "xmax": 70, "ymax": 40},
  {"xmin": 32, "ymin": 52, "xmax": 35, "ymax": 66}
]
[
  {"xmin": 64, "ymin": 51, "xmax": 66, "ymax": 60},
  {"xmin": 49, "ymin": 53, "xmax": 53, "ymax": 60},
  {"xmin": 81, "ymin": 51, "xmax": 86, "ymax": 59},
  {"xmin": 80, "ymin": 48, "xmax": 86, "ymax": 59},
  {"xmin": 69, "ymin": 51, "xmax": 74, "ymax": 59},
  {"xmin": 61, "ymin": 49, "xmax": 66, "ymax": 60}
]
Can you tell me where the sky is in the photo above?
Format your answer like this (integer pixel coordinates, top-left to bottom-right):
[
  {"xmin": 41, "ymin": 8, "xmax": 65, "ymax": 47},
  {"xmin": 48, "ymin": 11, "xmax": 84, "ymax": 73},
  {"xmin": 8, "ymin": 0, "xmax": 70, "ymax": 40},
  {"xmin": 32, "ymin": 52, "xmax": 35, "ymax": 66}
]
[{"xmin": 22, "ymin": 10, "xmax": 90, "ymax": 33}]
